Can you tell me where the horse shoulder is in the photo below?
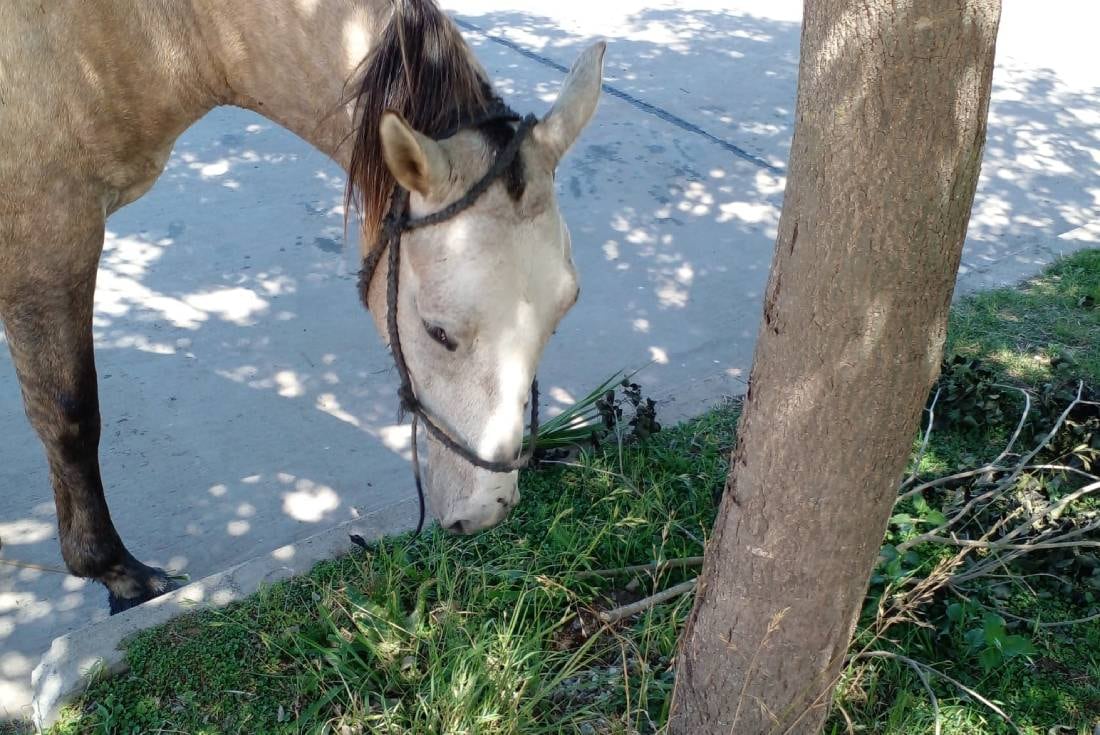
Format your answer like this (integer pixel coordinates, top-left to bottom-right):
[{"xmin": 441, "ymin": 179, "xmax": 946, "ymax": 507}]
[{"xmin": 0, "ymin": 1, "xmax": 218, "ymax": 217}]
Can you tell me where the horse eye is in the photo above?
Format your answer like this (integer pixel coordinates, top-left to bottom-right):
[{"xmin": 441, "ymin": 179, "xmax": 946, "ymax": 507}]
[{"xmin": 424, "ymin": 322, "xmax": 456, "ymax": 351}]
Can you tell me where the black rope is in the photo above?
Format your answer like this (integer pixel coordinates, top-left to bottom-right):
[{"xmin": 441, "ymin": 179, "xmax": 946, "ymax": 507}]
[
  {"xmin": 359, "ymin": 108, "xmax": 541, "ymax": 536},
  {"xmin": 411, "ymin": 415, "xmax": 426, "ymax": 535},
  {"xmin": 403, "ymin": 114, "xmax": 536, "ymax": 232}
]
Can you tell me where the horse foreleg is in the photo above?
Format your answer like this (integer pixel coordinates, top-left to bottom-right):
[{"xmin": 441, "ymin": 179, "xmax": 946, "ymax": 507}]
[{"xmin": 0, "ymin": 225, "xmax": 178, "ymax": 614}]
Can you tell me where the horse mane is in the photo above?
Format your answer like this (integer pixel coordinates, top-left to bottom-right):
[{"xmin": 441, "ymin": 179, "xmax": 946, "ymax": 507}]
[{"xmin": 345, "ymin": 0, "xmax": 523, "ymax": 243}]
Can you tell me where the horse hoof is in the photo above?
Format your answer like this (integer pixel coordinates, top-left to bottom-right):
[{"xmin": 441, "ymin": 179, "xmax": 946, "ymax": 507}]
[{"xmin": 107, "ymin": 564, "xmax": 181, "ymax": 615}]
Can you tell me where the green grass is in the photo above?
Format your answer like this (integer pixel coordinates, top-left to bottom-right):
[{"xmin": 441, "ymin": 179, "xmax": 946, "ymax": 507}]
[
  {"xmin": 44, "ymin": 250, "xmax": 1100, "ymax": 735},
  {"xmin": 834, "ymin": 590, "xmax": 1100, "ymax": 734},
  {"xmin": 948, "ymin": 249, "xmax": 1100, "ymax": 385},
  {"xmin": 48, "ymin": 408, "xmax": 737, "ymax": 735}
]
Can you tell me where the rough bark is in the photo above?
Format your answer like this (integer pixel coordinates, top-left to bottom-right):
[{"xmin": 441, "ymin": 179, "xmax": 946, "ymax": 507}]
[{"xmin": 667, "ymin": 1, "xmax": 1001, "ymax": 732}]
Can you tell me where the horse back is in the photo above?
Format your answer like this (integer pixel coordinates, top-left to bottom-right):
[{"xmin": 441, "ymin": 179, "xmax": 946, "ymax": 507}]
[{"xmin": 0, "ymin": 1, "xmax": 216, "ymax": 225}]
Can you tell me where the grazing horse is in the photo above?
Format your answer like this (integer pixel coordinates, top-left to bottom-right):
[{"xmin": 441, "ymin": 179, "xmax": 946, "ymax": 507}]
[{"xmin": 0, "ymin": 0, "xmax": 604, "ymax": 613}]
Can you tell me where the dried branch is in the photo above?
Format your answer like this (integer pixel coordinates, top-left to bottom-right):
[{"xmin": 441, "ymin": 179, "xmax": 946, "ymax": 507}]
[
  {"xmin": 909, "ymin": 656, "xmax": 941, "ymax": 735},
  {"xmin": 896, "ymin": 490, "xmax": 1019, "ymax": 553},
  {"xmin": 899, "ymin": 463, "xmax": 1097, "ymax": 503},
  {"xmin": 1033, "ymin": 611, "xmax": 1100, "ymax": 628},
  {"xmin": 598, "ymin": 578, "xmax": 696, "ymax": 623},
  {"xmin": 997, "ymin": 480, "xmax": 1100, "ymax": 545},
  {"xmin": 898, "ymin": 383, "xmax": 1091, "ymax": 554},
  {"xmin": 897, "ymin": 382, "xmax": 1082, "ymax": 505},
  {"xmin": 947, "ymin": 516, "xmax": 1100, "ymax": 585},
  {"xmin": 900, "ymin": 387, "xmax": 941, "ymax": 491},
  {"xmin": 950, "ymin": 586, "xmax": 1100, "ymax": 629},
  {"xmin": 833, "ymin": 701, "xmax": 856, "ymax": 735},
  {"xmin": 987, "ymin": 384, "xmax": 1032, "ymax": 467},
  {"xmin": 1025, "ymin": 464, "xmax": 1100, "ymax": 482},
  {"xmin": 573, "ymin": 556, "xmax": 704, "ymax": 580},
  {"xmin": 996, "ymin": 381, "xmax": 1085, "ymax": 492},
  {"xmin": 920, "ymin": 534, "xmax": 1100, "ymax": 552},
  {"xmin": 851, "ymin": 651, "xmax": 1020, "ymax": 734},
  {"xmin": 898, "ymin": 467, "xmax": 1002, "ymax": 502}
]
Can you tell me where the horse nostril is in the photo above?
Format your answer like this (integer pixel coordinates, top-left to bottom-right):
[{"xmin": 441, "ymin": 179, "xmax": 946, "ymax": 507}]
[{"xmin": 447, "ymin": 519, "xmax": 466, "ymax": 534}]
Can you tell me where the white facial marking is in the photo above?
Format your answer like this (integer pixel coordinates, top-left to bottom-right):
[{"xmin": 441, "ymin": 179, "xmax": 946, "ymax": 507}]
[{"xmin": 477, "ymin": 318, "xmax": 536, "ymax": 460}]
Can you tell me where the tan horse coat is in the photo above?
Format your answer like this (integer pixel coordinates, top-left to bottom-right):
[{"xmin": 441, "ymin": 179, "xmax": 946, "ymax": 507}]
[{"xmin": 0, "ymin": 0, "xmax": 602, "ymax": 611}]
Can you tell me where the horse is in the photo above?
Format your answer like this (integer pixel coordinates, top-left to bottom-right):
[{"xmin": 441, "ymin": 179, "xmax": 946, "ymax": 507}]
[{"xmin": 0, "ymin": 0, "xmax": 605, "ymax": 614}]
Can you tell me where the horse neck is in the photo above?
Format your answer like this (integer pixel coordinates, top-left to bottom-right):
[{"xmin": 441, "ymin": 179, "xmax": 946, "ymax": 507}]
[{"xmin": 193, "ymin": 0, "xmax": 389, "ymax": 170}]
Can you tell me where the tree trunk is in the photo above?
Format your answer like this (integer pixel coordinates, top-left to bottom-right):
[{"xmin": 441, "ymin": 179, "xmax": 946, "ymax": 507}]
[{"xmin": 667, "ymin": 2, "xmax": 1001, "ymax": 733}]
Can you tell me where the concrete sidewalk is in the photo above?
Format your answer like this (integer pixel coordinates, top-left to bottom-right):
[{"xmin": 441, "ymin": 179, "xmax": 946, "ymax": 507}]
[{"xmin": 2, "ymin": 1, "xmax": 1098, "ymax": 718}]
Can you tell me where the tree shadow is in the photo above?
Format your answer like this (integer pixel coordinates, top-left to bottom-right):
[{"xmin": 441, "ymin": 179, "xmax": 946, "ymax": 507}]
[{"xmin": 961, "ymin": 64, "xmax": 1100, "ymax": 290}]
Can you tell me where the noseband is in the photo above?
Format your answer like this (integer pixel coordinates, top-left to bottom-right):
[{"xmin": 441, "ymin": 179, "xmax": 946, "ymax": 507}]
[{"xmin": 359, "ymin": 106, "xmax": 541, "ymax": 535}]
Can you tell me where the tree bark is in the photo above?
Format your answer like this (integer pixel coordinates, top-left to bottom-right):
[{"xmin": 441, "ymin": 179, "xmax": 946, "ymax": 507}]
[{"xmin": 667, "ymin": 2, "xmax": 1001, "ymax": 733}]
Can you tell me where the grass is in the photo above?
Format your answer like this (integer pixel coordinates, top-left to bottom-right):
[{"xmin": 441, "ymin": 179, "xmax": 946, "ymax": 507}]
[
  {"xmin": 48, "ymin": 407, "xmax": 737, "ymax": 735},
  {"xmin": 41, "ymin": 249, "xmax": 1100, "ymax": 735},
  {"xmin": 947, "ymin": 249, "xmax": 1100, "ymax": 384}
]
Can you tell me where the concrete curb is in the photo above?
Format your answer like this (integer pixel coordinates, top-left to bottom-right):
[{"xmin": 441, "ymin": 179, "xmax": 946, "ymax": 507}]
[{"xmin": 30, "ymin": 499, "xmax": 419, "ymax": 730}]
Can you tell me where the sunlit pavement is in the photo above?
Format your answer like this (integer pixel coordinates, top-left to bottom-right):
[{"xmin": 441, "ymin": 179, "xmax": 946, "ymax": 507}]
[{"xmin": 2, "ymin": 1, "xmax": 1097, "ymax": 717}]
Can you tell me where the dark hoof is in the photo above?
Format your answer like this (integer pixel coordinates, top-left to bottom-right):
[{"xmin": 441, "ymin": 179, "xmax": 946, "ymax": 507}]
[{"xmin": 106, "ymin": 563, "xmax": 181, "ymax": 615}]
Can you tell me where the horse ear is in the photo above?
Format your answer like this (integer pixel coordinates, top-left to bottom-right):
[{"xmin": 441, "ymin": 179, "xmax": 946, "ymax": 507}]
[
  {"xmin": 379, "ymin": 111, "xmax": 450, "ymax": 197},
  {"xmin": 533, "ymin": 41, "xmax": 606, "ymax": 167}
]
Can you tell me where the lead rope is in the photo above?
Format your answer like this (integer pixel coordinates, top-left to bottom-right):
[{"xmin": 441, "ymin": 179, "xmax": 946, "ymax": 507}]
[
  {"xmin": 360, "ymin": 110, "xmax": 542, "ymax": 537},
  {"xmin": 410, "ymin": 415, "xmax": 426, "ymax": 535}
]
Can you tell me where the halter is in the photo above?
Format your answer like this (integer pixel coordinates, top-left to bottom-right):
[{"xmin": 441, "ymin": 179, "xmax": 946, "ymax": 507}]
[{"xmin": 359, "ymin": 105, "xmax": 541, "ymax": 535}]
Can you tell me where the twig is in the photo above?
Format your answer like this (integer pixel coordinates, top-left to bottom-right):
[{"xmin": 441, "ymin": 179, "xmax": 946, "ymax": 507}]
[
  {"xmin": 897, "ymin": 383, "xmax": 1080, "ymax": 505},
  {"xmin": 737, "ymin": 608, "xmax": 789, "ymax": 734},
  {"xmin": 898, "ymin": 467, "xmax": 1004, "ymax": 502},
  {"xmin": 1025, "ymin": 464, "xmax": 1100, "ymax": 482},
  {"xmin": 897, "ymin": 486, "xmax": 1015, "ymax": 553},
  {"xmin": 996, "ymin": 480, "xmax": 1100, "ymax": 546},
  {"xmin": 988, "ymin": 384, "xmax": 1032, "ymax": 467},
  {"xmin": 951, "ymin": 550, "xmax": 1025, "ymax": 585},
  {"xmin": 867, "ymin": 652, "xmax": 941, "ymax": 735},
  {"xmin": 921, "ymin": 536, "xmax": 1100, "ymax": 552},
  {"xmin": 674, "ymin": 520, "xmax": 706, "ymax": 547},
  {"xmin": 898, "ymin": 408, "xmax": 1095, "ymax": 554},
  {"xmin": 912, "ymin": 657, "xmax": 941, "ymax": 735},
  {"xmin": 1032, "ymin": 610, "xmax": 1100, "ymax": 628},
  {"xmin": 851, "ymin": 651, "xmax": 1020, "ymax": 734},
  {"xmin": 950, "ymin": 586, "xmax": 1100, "ymax": 629},
  {"xmin": 573, "ymin": 557, "xmax": 704, "ymax": 580},
  {"xmin": 968, "ymin": 571, "xmax": 1068, "ymax": 583},
  {"xmin": 942, "ymin": 517, "xmax": 1100, "ymax": 583},
  {"xmin": 898, "ymin": 463, "xmax": 1098, "ymax": 503},
  {"xmin": 901, "ymin": 387, "xmax": 941, "ymax": 491},
  {"xmin": 0, "ymin": 558, "xmax": 70, "ymax": 575},
  {"xmin": 619, "ymin": 637, "xmax": 631, "ymax": 722},
  {"xmin": 944, "ymin": 512, "xmax": 1061, "ymax": 584},
  {"xmin": 833, "ymin": 702, "xmax": 856, "ymax": 735},
  {"xmin": 996, "ymin": 381, "xmax": 1084, "ymax": 493},
  {"xmin": 598, "ymin": 578, "xmax": 697, "ymax": 623}
]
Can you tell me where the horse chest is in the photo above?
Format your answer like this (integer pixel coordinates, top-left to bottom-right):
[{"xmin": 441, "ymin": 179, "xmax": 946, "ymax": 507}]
[{"xmin": 102, "ymin": 142, "xmax": 176, "ymax": 213}]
